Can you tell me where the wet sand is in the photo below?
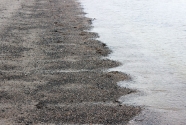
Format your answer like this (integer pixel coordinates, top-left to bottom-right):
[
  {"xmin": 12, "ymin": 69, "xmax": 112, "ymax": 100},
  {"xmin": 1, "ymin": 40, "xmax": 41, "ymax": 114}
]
[{"xmin": 0, "ymin": 0, "xmax": 140, "ymax": 124}]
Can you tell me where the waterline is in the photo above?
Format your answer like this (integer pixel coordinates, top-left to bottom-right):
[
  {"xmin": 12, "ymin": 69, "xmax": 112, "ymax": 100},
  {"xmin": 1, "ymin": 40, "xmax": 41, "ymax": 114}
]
[{"xmin": 80, "ymin": 0, "xmax": 186, "ymax": 124}]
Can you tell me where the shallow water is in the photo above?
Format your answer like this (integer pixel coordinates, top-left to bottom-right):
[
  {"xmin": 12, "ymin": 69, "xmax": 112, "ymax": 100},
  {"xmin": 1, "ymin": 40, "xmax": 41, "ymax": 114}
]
[{"xmin": 80, "ymin": 0, "xmax": 186, "ymax": 124}]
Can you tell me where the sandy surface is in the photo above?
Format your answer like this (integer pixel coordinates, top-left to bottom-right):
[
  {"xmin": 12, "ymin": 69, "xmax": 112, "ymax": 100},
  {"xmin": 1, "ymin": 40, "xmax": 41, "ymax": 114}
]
[{"xmin": 0, "ymin": 0, "xmax": 140, "ymax": 124}]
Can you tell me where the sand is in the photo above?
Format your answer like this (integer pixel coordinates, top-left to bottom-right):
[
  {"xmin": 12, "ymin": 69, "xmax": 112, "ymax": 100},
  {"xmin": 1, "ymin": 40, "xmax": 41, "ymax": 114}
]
[{"xmin": 0, "ymin": 0, "xmax": 140, "ymax": 124}]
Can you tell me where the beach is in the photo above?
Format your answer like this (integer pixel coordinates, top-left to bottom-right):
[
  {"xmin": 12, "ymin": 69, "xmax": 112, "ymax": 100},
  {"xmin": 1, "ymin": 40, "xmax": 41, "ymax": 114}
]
[{"xmin": 0, "ymin": 0, "xmax": 140, "ymax": 124}]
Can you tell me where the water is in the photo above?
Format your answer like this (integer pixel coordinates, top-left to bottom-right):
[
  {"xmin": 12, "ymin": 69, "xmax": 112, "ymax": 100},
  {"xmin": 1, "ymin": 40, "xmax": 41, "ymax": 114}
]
[{"xmin": 79, "ymin": 0, "xmax": 186, "ymax": 124}]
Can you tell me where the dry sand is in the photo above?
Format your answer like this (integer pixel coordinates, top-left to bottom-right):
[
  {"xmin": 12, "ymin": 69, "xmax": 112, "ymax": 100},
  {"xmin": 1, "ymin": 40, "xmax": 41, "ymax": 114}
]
[{"xmin": 0, "ymin": 0, "xmax": 140, "ymax": 124}]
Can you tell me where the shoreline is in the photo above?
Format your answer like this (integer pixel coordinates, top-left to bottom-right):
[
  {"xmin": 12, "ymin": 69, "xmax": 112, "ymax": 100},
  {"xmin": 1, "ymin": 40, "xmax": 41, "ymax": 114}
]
[{"xmin": 0, "ymin": 0, "xmax": 140, "ymax": 124}]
